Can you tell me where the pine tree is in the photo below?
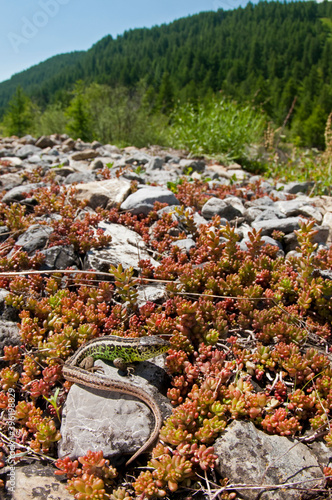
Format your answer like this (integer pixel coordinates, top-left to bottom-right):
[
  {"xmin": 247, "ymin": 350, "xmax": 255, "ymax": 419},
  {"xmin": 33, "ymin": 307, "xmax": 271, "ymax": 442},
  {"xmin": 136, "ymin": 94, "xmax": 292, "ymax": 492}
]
[
  {"xmin": 157, "ymin": 72, "xmax": 174, "ymax": 113},
  {"xmin": 65, "ymin": 81, "xmax": 92, "ymax": 141},
  {"xmin": 3, "ymin": 86, "xmax": 33, "ymax": 137}
]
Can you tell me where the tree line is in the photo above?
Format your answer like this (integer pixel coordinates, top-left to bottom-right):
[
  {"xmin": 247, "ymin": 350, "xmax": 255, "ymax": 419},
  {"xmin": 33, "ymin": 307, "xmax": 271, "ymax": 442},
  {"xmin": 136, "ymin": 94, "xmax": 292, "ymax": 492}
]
[{"xmin": 0, "ymin": 1, "xmax": 332, "ymax": 148}]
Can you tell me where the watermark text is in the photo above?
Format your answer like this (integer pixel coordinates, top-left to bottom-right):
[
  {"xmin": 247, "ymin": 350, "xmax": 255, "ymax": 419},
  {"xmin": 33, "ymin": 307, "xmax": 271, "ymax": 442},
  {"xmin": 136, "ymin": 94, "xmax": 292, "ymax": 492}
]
[
  {"xmin": 6, "ymin": 387, "xmax": 16, "ymax": 493},
  {"xmin": 8, "ymin": 0, "xmax": 70, "ymax": 54}
]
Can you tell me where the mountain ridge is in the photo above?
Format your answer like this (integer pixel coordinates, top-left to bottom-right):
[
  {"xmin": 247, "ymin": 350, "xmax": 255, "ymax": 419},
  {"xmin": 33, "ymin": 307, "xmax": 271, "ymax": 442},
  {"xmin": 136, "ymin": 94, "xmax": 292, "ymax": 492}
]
[{"xmin": 0, "ymin": 0, "xmax": 332, "ymax": 148}]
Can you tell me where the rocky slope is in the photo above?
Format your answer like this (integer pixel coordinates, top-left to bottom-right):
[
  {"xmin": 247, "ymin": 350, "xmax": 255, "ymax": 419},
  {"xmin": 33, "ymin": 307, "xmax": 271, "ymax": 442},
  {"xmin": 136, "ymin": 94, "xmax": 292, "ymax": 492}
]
[{"xmin": 0, "ymin": 133, "xmax": 332, "ymax": 500}]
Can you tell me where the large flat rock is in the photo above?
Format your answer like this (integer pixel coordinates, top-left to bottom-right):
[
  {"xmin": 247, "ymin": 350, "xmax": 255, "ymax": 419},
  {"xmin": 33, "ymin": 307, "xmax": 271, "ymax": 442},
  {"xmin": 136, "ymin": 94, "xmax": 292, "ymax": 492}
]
[
  {"xmin": 59, "ymin": 356, "xmax": 171, "ymax": 465},
  {"xmin": 84, "ymin": 222, "xmax": 159, "ymax": 272},
  {"xmin": 215, "ymin": 420, "xmax": 325, "ymax": 500},
  {"xmin": 73, "ymin": 178, "xmax": 132, "ymax": 210}
]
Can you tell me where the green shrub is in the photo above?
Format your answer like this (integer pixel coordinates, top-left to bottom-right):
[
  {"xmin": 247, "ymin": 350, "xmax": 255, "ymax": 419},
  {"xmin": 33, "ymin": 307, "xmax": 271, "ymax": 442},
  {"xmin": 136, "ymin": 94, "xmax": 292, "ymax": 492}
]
[{"xmin": 168, "ymin": 96, "xmax": 266, "ymax": 162}]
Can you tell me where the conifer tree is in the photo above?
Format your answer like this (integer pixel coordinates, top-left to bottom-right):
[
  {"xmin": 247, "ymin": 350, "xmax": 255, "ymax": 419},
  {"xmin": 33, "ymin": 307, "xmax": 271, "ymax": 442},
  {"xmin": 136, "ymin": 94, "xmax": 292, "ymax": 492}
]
[
  {"xmin": 65, "ymin": 81, "xmax": 92, "ymax": 141},
  {"xmin": 3, "ymin": 86, "xmax": 33, "ymax": 137}
]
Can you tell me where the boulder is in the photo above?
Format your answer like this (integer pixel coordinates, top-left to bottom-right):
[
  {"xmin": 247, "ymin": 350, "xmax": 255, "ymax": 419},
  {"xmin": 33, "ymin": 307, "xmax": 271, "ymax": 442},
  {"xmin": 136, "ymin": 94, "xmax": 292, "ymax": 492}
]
[
  {"xmin": 9, "ymin": 463, "xmax": 72, "ymax": 500},
  {"xmin": 13, "ymin": 224, "xmax": 53, "ymax": 254},
  {"xmin": 215, "ymin": 420, "xmax": 325, "ymax": 500},
  {"xmin": 84, "ymin": 222, "xmax": 159, "ymax": 272},
  {"xmin": 73, "ymin": 178, "xmax": 132, "ymax": 210},
  {"xmin": 125, "ymin": 152, "xmax": 151, "ymax": 165},
  {"xmin": 283, "ymin": 181, "xmax": 315, "ymax": 194},
  {"xmin": 201, "ymin": 197, "xmax": 243, "ymax": 220},
  {"xmin": 15, "ymin": 145, "xmax": 41, "ymax": 159},
  {"xmin": 179, "ymin": 158, "xmax": 206, "ymax": 173},
  {"xmin": 146, "ymin": 156, "xmax": 164, "ymax": 170},
  {"xmin": 251, "ymin": 216, "xmax": 302, "ymax": 236},
  {"xmin": 59, "ymin": 357, "xmax": 171, "ymax": 464},
  {"xmin": 120, "ymin": 187, "xmax": 180, "ymax": 215},
  {"xmin": 2, "ymin": 183, "xmax": 44, "ymax": 203},
  {"xmin": 41, "ymin": 245, "xmax": 80, "ymax": 270},
  {"xmin": 70, "ymin": 149, "xmax": 98, "ymax": 161},
  {"xmin": 35, "ymin": 136, "xmax": 56, "ymax": 149}
]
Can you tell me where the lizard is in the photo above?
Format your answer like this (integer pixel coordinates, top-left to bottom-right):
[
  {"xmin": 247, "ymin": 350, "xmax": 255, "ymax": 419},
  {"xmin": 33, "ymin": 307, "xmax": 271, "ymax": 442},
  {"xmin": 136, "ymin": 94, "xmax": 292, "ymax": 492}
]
[{"xmin": 62, "ymin": 335, "xmax": 170, "ymax": 465}]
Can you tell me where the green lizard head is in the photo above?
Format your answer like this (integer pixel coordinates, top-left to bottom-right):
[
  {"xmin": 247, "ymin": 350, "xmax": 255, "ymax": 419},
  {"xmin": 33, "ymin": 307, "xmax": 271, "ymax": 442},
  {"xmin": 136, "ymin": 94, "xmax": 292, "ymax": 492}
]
[{"xmin": 137, "ymin": 336, "xmax": 171, "ymax": 361}]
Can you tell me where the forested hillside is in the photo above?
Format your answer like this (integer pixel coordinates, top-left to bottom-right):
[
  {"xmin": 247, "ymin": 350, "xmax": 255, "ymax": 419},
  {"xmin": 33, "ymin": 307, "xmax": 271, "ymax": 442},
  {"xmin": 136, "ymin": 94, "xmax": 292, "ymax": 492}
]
[
  {"xmin": 1, "ymin": 0, "xmax": 332, "ymax": 148},
  {"xmin": 0, "ymin": 51, "xmax": 84, "ymax": 114}
]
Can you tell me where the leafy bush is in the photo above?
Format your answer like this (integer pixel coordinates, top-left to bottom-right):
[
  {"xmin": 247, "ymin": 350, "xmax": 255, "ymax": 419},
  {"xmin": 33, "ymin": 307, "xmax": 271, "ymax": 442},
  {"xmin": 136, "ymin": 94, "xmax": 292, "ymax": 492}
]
[{"xmin": 168, "ymin": 96, "xmax": 266, "ymax": 163}]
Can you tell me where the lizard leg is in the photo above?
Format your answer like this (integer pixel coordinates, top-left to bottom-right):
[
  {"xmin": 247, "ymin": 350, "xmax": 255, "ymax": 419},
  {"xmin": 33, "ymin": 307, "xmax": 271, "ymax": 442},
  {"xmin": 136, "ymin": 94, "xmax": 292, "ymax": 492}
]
[
  {"xmin": 79, "ymin": 356, "xmax": 103, "ymax": 373},
  {"xmin": 113, "ymin": 357, "xmax": 135, "ymax": 375}
]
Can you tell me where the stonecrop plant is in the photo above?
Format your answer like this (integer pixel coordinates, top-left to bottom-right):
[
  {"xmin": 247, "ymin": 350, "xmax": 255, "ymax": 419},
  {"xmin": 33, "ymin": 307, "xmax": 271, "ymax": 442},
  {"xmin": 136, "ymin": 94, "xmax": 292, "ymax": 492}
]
[{"xmin": 0, "ymin": 174, "xmax": 332, "ymax": 499}]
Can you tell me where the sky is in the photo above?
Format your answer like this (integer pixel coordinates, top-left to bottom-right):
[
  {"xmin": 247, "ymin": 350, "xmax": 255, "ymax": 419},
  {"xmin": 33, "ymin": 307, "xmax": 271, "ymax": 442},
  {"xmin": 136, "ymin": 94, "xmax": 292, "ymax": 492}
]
[{"xmin": 0, "ymin": 0, "xmax": 248, "ymax": 84}]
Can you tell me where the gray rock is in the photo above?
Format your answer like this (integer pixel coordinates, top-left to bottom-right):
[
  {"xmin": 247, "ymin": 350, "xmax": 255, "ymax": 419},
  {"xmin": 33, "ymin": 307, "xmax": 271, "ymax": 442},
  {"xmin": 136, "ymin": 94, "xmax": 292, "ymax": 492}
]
[
  {"xmin": 262, "ymin": 235, "xmax": 284, "ymax": 249},
  {"xmin": 136, "ymin": 285, "xmax": 168, "ymax": 307},
  {"xmin": 193, "ymin": 212, "xmax": 209, "ymax": 227},
  {"xmin": 91, "ymin": 159, "xmax": 104, "ymax": 170},
  {"xmin": 215, "ymin": 420, "xmax": 325, "ymax": 500},
  {"xmin": 2, "ymin": 183, "xmax": 44, "ymax": 203},
  {"xmin": 245, "ymin": 196, "xmax": 274, "ymax": 208},
  {"xmin": 224, "ymin": 195, "xmax": 245, "ymax": 215},
  {"xmin": 17, "ymin": 134, "xmax": 36, "ymax": 145},
  {"xmin": 7, "ymin": 462, "xmax": 72, "ymax": 500},
  {"xmin": 179, "ymin": 158, "xmax": 206, "ymax": 173},
  {"xmin": 297, "ymin": 205, "xmax": 323, "ymax": 223},
  {"xmin": 275, "ymin": 199, "xmax": 323, "ymax": 222},
  {"xmin": 0, "ymin": 173, "xmax": 24, "ymax": 189},
  {"xmin": 322, "ymin": 212, "xmax": 332, "ymax": 243},
  {"xmin": 0, "ymin": 148, "xmax": 15, "ymax": 157},
  {"xmin": 146, "ymin": 156, "xmax": 164, "ymax": 170},
  {"xmin": 121, "ymin": 187, "xmax": 180, "ymax": 215},
  {"xmin": 41, "ymin": 245, "xmax": 79, "ymax": 270},
  {"xmin": 74, "ymin": 178, "xmax": 132, "ymax": 210},
  {"xmin": 0, "ymin": 226, "xmax": 9, "ymax": 243},
  {"xmin": 283, "ymin": 232, "xmax": 299, "ymax": 252},
  {"xmin": 84, "ymin": 222, "xmax": 159, "ymax": 272},
  {"xmin": 251, "ymin": 180, "xmax": 274, "ymax": 193},
  {"xmin": 70, "ymin": 149, "xmax": 98, "ymax": 161},
  {"xmin": 166, "ymin": 154, "xmax": 180, "ymax": 163},
  {"xmin": 125, "ymin": 152, "xmax": 151, "ymax": 165},
  {"xmin": 244, "ymin": 207, "xmax": 265, "ymax": 224},
  {"xmin": 171, "ymin": 238, "xmax": 196, "ymax": 253},
  {"xmin": 62, "ymin": 137, "xmax": 75, "ymax": 149},
  {"xmin": 284, "ymin": 181, "xmax": 315, "ymax": 194},
  {"xmin": 13, "ymin": 224, "xmax": 53, "ymax": 254},
  {"xmin": 254, "ymin": 208, "xmax": 286, "ymax": 222},
  {"xmin": 145, "ymin": 169, "xmax": 179, "ymax": 188},
  {"xmin": 35, "ymin": 136, "xmax": 56, "ymax": 149},
  {"xmin": 15, "ymin": 145, "xmax": 42, "ymax": 159},
  {"xmin": 156, "ymin": 205, "xmax": 208, "ymax": 232},
  {"xmin": 207, "ymin": 178, "xmax": 230, "ymax": 187},
  {"xmin": 201, "ymin": 198, "xmax": 243, "ymax": 221},
  {"xmin": 226, "ymin": 168, "xmax": 248, "ymax": 181},
  {"xmin": 252, "ymin": 217, "xmax": 302, "ymax": 236},
  {"xmin": 307, "ymin": 440, "xmax": 332, "ymax": 468},
  {"xmin": 0, "ymin": 320, "xmax": 21, "ymax": 354},
  {"xmin": 101, "ymin": 144, "xmax": 122, "ymax": 155},
  {"xmin": 44, "ymin": 148, "xmax": 60, "ymax": 156},
  {"xmin": 122, "ymin": 171, "xmax": 146, "ymax": 183},
  {"xmin": 0, "ymin": 290, "xmax": 20, "ymax": 322},
  {"xmin": 269, "ymin": 189, "xmax": 287, "ymax": 200},
  {"xmin": 50, "ymin": 166, "xmax": 75, "ymax": 178},
  {"xmin": 59, "ymin": 356, "xmax": 171, "ymax": 464},
  {"xmin": 64, "ymin": 171, "xmax": 96, "ymax": 185},
  {"xmin": 313, "ymin": 225, "xmax": 330, "ymax": 245},
  {"xmin": 208, "ymin": 164, "xmax": 229, "ymax": 178}
]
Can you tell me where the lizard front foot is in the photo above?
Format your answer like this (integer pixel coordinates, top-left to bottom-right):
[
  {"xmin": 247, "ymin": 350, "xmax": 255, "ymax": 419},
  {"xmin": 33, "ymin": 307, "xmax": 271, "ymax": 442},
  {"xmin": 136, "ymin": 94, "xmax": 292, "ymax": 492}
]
[{"xmin": 113, "ymin": 357, "xmax": 135, "ymax": 375}]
